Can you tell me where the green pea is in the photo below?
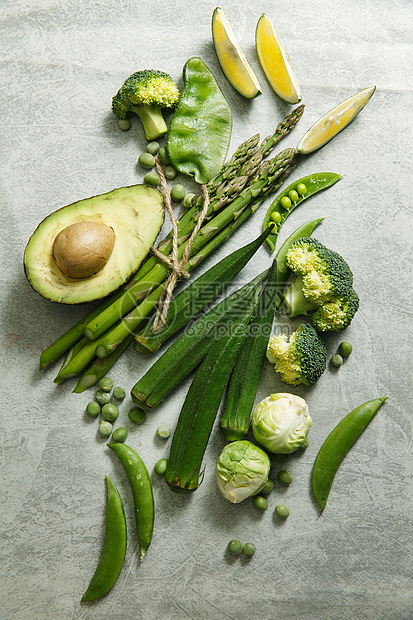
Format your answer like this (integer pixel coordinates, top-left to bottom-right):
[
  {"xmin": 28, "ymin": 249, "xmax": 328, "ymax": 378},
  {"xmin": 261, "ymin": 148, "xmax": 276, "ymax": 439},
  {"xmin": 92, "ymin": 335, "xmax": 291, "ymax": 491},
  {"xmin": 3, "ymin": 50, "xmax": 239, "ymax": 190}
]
[
  {"xmin": 274, "ymin": 504, "xmax": 289, "ymax": 519},
  {"xmin": 267, "ymin": 221, "xmax": 276, "ymax": 230},
  {"xmin": 118, "ymin": 118, "xmax": 130, "ymax": 131},
  {"xmin": 146, "ymin": 141, "xmax": 160, "ymax": 155},
  {"xmin": 296, "ymin": 183, "xmax": 307, "ymax": 196},
  {"xmin": 113, "ymin": 387, "xmax": 126, "ymax": 401},
  {"xmin": 280, "ymin": 196, "xmax": 292, "ymax": 209},
  {"xmin": 182, "ymin": 193, "xmax": 196, "ymax": 209},
  {"xmin": 156, "ymin": 425, "xmax": 171, "ymax": 439},
  {"xmin": 270, "ymin": 211, "xmax": 281, "ymax": 224},
  {"xmin": 227, "ymin": 540, "xmax": 243, "ymax": 555},
  {"xmin": 252, "ymin": 496, "xmax": 268, "ymax": 511},
  {"xmin": 86, "ymin": 401, "xmax": 100, "ymax": 418},
  {"xmin": 158, "ymin": 147, "xmax": 170, "ymax": 165},
  {"xmin": 138, "ymin": 153, "xmax": 156, "ymax": 169},
  {"xmin": 112, "ymin": 427, "xmax": 128, "ymax": 443},
  {"xmin": 170, "ymin": 184, "xmax": 186, "ymax": 203},
  {"xmin": 260, "ymin": 479, "xmax": 274, "ymax": 494},
  {"xmin": 331, "ymin": 354, "xmax": 343, "ymax": 368},
  {"xmin": 277, "ymin": 470, "xmax": 292, "ymax": 486},
  {"xmin": 338, "ymin": 341, "xmax": 353, "ymax": 357},
  {"xmin": 242, "ymin": 543, "xmax": 255, "ymax": 558},
  {"xmin": 164, "ymin": 165, "xmax": 177, "ymax": 179},
  {"xmin": 98, "ymin": 420, "xmax": 113, "ymax": 437},
  {"xmin": 98, "ymin": 377, "xmax": 114, "ymax": 392},
  {"xmin": 144, "ymin": 172, "xmax": 160, "ymax": 187},
  {"xmin": 95, "ymin": 390, "xmax": 111, "ymax": 406},
  {"xmin": 128, "ymin": 407, "xmax": 146, "ymax": 424},
  {"xmin": 154, "ymin": 458, "xmax": 168, "ymax": 475},
  {"xmin": 102, "ymin": 403, "xmax": 119, "ymax": 422},
  {"xmin": 288, "ymin": 189, "xmax": 299, "ymax": 202}
]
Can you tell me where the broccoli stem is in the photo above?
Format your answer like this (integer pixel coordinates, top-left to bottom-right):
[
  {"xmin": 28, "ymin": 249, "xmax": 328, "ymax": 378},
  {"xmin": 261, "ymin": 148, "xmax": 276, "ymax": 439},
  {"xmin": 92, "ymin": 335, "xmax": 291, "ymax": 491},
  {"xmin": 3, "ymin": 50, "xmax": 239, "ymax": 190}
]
[
  {"xmin": 283, "ymin": 274, "xmax": 319, "ymax": 318},
  {"xmin": 130, "ymin": 103, "xmax": 168, "ymax": 141}
]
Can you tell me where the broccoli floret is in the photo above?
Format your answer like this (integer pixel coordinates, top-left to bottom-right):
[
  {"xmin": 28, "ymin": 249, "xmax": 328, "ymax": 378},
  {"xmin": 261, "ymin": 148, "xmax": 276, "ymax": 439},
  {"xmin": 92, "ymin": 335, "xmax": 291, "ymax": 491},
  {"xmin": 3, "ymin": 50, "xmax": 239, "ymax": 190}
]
[
  {"xmin": 283, "ymin": 237, "xmax": 359, "ymax": 332},
  {"xmin": 112, "ymin": 69, "xmax": 180, "ymax": 141},
  {"xmin": 266, "ymin": 323, "xmax": 327, "ymax": 387}
]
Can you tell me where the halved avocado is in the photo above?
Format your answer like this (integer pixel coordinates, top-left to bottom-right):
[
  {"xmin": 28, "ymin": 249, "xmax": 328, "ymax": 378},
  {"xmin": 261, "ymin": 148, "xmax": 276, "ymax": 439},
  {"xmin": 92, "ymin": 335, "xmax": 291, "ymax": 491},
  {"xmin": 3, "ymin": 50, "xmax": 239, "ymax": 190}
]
[{"xmin": 24, "ymin": 185, "xmax": 164, "ymax": 304}]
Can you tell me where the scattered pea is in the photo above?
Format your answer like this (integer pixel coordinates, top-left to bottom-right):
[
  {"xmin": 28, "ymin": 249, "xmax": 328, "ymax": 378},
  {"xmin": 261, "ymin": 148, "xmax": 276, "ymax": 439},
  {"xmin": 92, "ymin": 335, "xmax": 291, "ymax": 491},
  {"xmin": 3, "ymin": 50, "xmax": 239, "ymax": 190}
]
[
  {"xmin": 170, "ymin": 184, "xmax": 186, "ymax": 203},
  {"xmin": 288, "ymin": 189, "xmax": 299, "ymax": 202},
  {"xmin": 331, "ymin": 354, "xmax": 343, "ymax": 368},
  {"xmin": 164, "ymin": 165, "xmax": 177, "ymax": 179},
  {"xmin": 156, "ymin": 425, "xmax": 171, "ymax": 439},
  {"xmin": 98, "ymin": 420, "xmax": 113, "ymax": 437},
  {"xmin": 101, "ymin": 403, "xmax": 119, "ymax": 422},
  {"xmin": 112, "ymin": 427, "xmax": 128, "ymax": 443},
  {"xmin": 98, "ymin": 377, "xmax": 114, "ymax": 392},
  {"xmin": 227, "ymin": 540, "xmax": 243, "ymax": 555},
  {"xmin": 158, "ymin": 147, "xmax": 170, "ymax": 165},
  {"xmin": 144, "ymin": 172, "xmax": 160, "ymax": 187},
  {"xmin": 338, "ymin": 341, "xmax": 353, "ymax": 357},
  {"xmin": 296, "ymin": 183, "xmax": 307, "ymax": 196},
  {"xmin": 113, "ymin": 386, "xmax": 126, "ymax": 401},
  {"xmin": 138, "ymin": 152, "xmax": 156, "ymax": 169},
  {"xmin": 277, "ymin": 470, "xmax": 293, "ymax": 486},
  {"xmin": 252, "ymin": 495, "xmax": 268, "ymax": 511},
  {"xmin": 242, "ymin": 543, "xmax": 256, "ymax": 558},
  {"xmin": 118, "ymin": 118, "xmax": 130, "ymax": 131},
  {"xmin": 274, "ymin": 504, "xmax": 290, "ymax": 519},
  {"xmin": 86, "ymin": 401, "xmax": 100, "ymax": 418},
  {"xmin": 95, "ymin": 390, "xmax": 111, "ymax": 406},
  {"xmin": 146, "ymin": 141, "xmax": 160, "ymax": 155},
  {"xmin": 128, "ymin": 407, "xmax": 146, "ymax": 424},
  {"xmin": 182, "ymin": 193, "xmax": 196, "ymax": 209},
  {"xmin": 154, "ymin": 458, "xmax": 168, "ymax": 475},
  {"xmin": 270, "ymin": 211, "xmax": 282, "ymax": 224},
  {"xmin": 260, "ymin": 479, "xmax": 274, "ymax": 494},
  {"xmin": 280, "ymin": 196, "xmax": 292, "ymax": 209}
]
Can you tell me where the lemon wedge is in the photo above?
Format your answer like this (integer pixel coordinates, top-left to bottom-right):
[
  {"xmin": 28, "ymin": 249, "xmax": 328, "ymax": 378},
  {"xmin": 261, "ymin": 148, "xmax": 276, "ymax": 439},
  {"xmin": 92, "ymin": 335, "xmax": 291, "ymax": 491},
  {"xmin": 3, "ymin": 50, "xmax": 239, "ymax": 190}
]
[
  {"xmin": 296, "ymin": 86, "xmax": 376, "ymax": 154},
  {"xmin": 255, "ymin": 13, "xmax": 301, "ymax": 104},
  {"xmin": 212, "ymin": 7, "xmax": 262, "ymax": 99}
]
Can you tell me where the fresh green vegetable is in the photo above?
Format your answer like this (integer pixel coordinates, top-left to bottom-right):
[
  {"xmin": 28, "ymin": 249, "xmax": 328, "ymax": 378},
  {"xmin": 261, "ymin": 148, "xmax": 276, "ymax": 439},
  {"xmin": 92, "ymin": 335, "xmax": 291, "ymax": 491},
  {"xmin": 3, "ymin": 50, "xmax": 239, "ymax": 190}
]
[
  {"xmin": 242, "ymin": 543, "xmax": 255, "ymax": 558},
  {"xmin": 164, "ymin": 165, "xmax": 177, "ymax": 179},
  {"xmin": 266, "ymin": 323, "xmax": 327, "ymax": 386},
  {"xmin": 182, "ymin": 193, "xmax": 196, "ymax": 209},
  {"xmin": 131, "ymin": 273, "xmax": 267, "ymax": 409},
  {"xmin": 277, "ymin": 470, "xmax": 293, "ymax": 486},
  {"xmin": 156, "ymin": 425, "xmax": 171, "ymax": 439},
  {"xmin": 252, "ymin": 393, "xmax": 312, "ymax": 454},
  {"xmin": 144, "ymin": 172, "xmax": 160, "ymax": 186},
  {"xmin": 81, "ymin": 476, "xmax": 126, "ymax": 602},
  {"xmin": 138, "ymin": 153, "xmax": 156, "ymax": 169},
  {"xmin": 262, "ymin": 173, "xmax": 341, "ymax": 252},
  {"xmin": 86, "ymin": 401, "xmax": 100, "ymax": 418},
  {"xmin": 146, "ymin": 141, "xmax": 160, "ymax": 155},
  {"xmin": 165, "ymin": 285, "xmax": 263, "ymax": 494},
  {"xmin": 274, "ymin": 504, "xmax": 289, "ymax": 519},
  {"xmin": 338, "ymin": 341, "xmax": 353, "ymax": 357},
  {"xmin": 170, "ymin": 184, "xmax": 186, "ymax": 202},
  {"xmin": 98, "ymin": 377, "xmax": 114, "ymax": 392},
  {"xmin": 331, "ymin": 354, "xmax": 343, "ymax": 368},
  {"xmin": 167, "ymin": 57, "xmax": 232, "ymax": 184},
  {"xmin": 135, "ymin": 229, "xmax": 273, "ymax": 355},
  {"xmin": 158, "ymin": 146, "xmax": 170, "ymax": 164},
  {"xmin": 99, "ymin": 421, "xmax": 113, "ymax": 437},
  {"xmin": 113, "ymin": 387, "xmax": 126, "ymax": 400},
  {"xmin": 154, "ymin": 458, "xmax": 168, "ymax": 475},
  {"xmin": 128, "ymin": 407, "xmax": 146, "ymax": 425},
  {"xmin": 111, "ymin": 428, "xmax": 128, "ymax": 443},
  {"xmin": 227, "ymin": 540, "xmax": 243, "ymax": 555},
  {"xmin": 283, "ymin": 237, "xmax": 360, "ymax": 332},
  {"xmin": 96, "ymin": 391, "xmax": 111, "ymax": 406},
  {"xmin": 219, "ymin": 258, "xmax": 278, "ymax": 441},
  {"xmin": 312, "ymin": 396, "xmax": 388, "ymax": 512},
  {"xmin": 102, "ymin": 404, "xmax": 119, "ymax": 422},
  {"xmin": 112, "ymin": 69, "xmax": 180, "ymax": 141},
  {"xmin": 108, "ymin": 443, "xmax": 154, "ymax": 562},
  {"xmin": 252, "ymin": 496, "xmax": 268, "ymax": 511},
  {"xmin": 216, "ymin": 440, "xmax": 271, "ymax": 503},
  {"xmin": 261, "ymin": 479, "xmax": 274, "ymax": 494}
]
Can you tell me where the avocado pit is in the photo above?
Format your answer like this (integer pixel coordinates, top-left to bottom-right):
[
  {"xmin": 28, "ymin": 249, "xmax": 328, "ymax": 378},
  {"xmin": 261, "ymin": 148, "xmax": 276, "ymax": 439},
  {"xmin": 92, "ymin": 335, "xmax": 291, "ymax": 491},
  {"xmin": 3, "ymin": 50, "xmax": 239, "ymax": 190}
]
[{"xmin": 52, "ymin": 220, "xmax": 115, "ymax": 279}]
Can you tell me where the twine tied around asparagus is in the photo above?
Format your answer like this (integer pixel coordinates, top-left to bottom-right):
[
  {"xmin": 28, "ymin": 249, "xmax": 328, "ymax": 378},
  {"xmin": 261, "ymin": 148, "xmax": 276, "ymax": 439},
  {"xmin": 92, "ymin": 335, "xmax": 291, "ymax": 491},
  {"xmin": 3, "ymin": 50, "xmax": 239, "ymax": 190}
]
[{"xmin": 151, "ymin": 156, "xmax": 209, "ymax": 332}]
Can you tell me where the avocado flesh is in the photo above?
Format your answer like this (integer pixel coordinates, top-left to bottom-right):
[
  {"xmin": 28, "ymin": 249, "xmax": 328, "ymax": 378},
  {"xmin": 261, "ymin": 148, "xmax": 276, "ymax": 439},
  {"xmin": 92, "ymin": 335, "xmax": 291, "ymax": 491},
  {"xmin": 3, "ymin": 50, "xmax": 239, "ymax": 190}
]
[{"xmin": 24, "ymin": 185, "xmax": 164, "ymax": 304}]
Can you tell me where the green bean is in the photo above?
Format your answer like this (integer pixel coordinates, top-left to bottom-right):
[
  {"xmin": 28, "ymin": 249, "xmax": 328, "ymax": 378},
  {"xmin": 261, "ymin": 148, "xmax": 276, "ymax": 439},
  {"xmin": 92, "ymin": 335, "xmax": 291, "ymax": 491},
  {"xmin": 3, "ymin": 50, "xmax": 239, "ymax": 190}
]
[
  {"xmin": 312, "ymin": 396, "xmax": 388, "ymax": 513},
  {"xmin": 262, "ymin": 172, "xmax": 341, "ymax": 252},
  {"xmin": 108, "ymin": 443, "xmax": 154, "ymax": 562},
  {"xmin": 81, "ymin": 476, "xmax": 126, "ymax": 602}
]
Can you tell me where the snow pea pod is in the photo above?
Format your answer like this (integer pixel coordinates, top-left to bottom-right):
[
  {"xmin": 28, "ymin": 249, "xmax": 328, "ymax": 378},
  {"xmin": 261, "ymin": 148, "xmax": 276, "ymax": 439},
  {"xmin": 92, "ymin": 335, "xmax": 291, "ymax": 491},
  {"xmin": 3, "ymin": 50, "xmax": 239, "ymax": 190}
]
[
  {"xmin": 263, "ymin": 172, "xmax": 341, "ymax": 252},
  {"xmin": 108, "ymin": 442, "xmax": 154, "ymax": 562},
  {"xmin": 312, "ymin": 396, "xmax": 388, "ymax": 513},
  {"xmin": 81, "ymin": 476, "xmax": 126, "ymax": 602}
]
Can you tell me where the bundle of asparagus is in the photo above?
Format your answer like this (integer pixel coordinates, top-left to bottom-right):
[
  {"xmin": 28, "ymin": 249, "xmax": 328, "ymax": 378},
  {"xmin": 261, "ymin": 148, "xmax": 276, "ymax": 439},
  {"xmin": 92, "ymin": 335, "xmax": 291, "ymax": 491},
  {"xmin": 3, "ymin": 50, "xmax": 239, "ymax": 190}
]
[{"xmin": 39, "ymin": 105, "xmax": 304, "ymax": 391}]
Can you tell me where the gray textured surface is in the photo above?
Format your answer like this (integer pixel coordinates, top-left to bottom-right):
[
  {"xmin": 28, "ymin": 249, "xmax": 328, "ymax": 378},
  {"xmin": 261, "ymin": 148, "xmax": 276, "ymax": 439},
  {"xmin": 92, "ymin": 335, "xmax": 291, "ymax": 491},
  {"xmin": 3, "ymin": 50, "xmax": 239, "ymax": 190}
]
[{"xmin": 1, "ymin": 1, "xmax": 412, "ymax": 618}]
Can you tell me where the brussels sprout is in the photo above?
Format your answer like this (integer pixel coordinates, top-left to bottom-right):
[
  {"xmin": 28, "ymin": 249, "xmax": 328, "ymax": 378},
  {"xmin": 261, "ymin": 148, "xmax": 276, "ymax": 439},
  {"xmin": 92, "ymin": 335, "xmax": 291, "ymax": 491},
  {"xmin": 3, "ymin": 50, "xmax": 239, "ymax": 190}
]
[
  {"xmin": 251, "ymin": 393, "xmax": 312, "ymax": 454},
  {"xmin": 216, "ymin": 440, "xmax": 271, "ymax": 504}
]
